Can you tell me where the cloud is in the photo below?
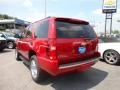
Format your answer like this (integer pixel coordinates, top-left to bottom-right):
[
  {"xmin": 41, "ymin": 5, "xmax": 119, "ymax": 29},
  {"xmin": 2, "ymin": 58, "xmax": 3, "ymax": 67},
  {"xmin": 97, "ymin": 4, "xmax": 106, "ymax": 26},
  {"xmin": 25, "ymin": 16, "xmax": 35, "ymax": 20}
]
[
  {"xmin": 93, "ymin": 8, "xmax": 103, "ymax": 16},
  {"xmin": 0, "ymin": 0, "xmax": 24, "ymax": 5},
  {"xmin": 92, "ymin": 8, "xmax": 105, "ymax": 23},
  {"xmin": 114, "ymin": 9, "xmax": 120, "ymax": 19},
  {"xmin": 75, "ymin": 12, "xmax": 87, "ymax": 20},
  {"xmin": 0, "ymin": 0, "xmax": 33, "ymax": 7},
  {"xmin": 23, "ymin": 0, "xmax": 33, "ymax": 8},
  {"xmin": 25, "ymin": 12, "xmax": 45, "ymax": 22},
  {"xmin": 49, "ymin": 0, "xmax": 59, "ymax": 2},
  {"xmin": 25, "ymin": 11, "xmax": 87, "ymax": 22}
]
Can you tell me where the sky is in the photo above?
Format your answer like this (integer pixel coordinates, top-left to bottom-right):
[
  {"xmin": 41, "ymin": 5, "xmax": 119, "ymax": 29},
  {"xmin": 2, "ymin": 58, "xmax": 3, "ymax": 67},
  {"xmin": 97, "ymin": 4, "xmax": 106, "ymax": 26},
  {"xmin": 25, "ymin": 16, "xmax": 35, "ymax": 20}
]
[{"xmin": 0, "ymin": 0, "xmax": 120, "ymax": 33}]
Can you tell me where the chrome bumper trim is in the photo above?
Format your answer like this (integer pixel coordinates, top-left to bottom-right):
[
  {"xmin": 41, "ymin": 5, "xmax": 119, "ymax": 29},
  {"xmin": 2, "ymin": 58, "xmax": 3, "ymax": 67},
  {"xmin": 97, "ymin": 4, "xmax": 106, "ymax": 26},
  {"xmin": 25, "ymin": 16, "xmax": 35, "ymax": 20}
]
[{"xmin": 59, "ymin": 57, "xmax": 100, "ymax": 69}]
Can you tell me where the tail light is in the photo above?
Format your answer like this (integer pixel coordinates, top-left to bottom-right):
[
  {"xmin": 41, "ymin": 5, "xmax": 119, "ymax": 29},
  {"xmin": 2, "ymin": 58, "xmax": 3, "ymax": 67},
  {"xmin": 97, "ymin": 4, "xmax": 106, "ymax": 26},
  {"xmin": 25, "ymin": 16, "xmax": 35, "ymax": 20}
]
[
  {"xmin": 95, "ymin": 45, "xmax": 98, "ymax": 52},
  {"xmin": 95, "ymin": 39, "xmax": 99, "ymax": 52},
  {"xmin": 49, "ymin": 46, "xmax": 57, "ymax": 60},
  {"xmin": 47, "ymin": 39, "xmax": 57, "ymax": 60}
]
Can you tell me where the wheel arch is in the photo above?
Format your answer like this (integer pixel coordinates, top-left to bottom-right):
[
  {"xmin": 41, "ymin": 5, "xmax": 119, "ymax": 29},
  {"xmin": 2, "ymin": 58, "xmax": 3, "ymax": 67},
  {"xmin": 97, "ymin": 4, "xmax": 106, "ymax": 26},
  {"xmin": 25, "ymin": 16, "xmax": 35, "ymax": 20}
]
[
  {"xmin": 29, "ymin": 50, "xmax": 37, "ymax": 60},
  {"xmin": 7, "ymin": 40, "xmax": 14, "ymax": 43},
  {"xmin": 7, "ymin": 40, "xmax": 16, "ymax": 49}
]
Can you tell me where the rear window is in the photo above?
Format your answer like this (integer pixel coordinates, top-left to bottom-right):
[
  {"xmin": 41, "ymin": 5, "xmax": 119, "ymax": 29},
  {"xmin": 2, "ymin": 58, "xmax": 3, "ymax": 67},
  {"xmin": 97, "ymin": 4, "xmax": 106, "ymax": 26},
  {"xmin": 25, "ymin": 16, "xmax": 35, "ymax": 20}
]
[{"xmin": 56, "ymin": 21, "xmax": 96, "ymax": 38}]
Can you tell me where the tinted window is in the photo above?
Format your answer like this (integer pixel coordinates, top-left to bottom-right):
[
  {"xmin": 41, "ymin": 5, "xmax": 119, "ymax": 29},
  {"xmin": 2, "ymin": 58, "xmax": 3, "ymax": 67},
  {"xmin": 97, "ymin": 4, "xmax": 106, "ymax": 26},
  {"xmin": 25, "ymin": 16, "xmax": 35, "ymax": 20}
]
[
  {"xmin": 35, "ymin": 20, "xmax": 49, "ymax": 38},
  {"xmin": 26, "ymin": 30, "xmax": 32, "ymax": 38},
  {"xmin": 4, "ymin": 32, "xmax": 14, "ymax": 37},
  {"xmin": 21, "ymin": 26, "xmax": 32, "ymax": 38},
  {"xmin": 56, "ymin": 21, "xmax": 96, "ymax": 38}
]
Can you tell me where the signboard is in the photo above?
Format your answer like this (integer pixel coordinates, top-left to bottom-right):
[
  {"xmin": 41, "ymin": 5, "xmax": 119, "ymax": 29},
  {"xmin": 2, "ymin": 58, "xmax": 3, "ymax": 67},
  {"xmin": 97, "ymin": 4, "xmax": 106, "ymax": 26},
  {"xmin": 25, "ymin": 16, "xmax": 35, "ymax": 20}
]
[
  {"xmin": 102, "ymin": 0, "xmax": 117, "ymax": 13},
  {"xmin": 106, "ymin": 13, "xmax": 112, "ymax": 19}
]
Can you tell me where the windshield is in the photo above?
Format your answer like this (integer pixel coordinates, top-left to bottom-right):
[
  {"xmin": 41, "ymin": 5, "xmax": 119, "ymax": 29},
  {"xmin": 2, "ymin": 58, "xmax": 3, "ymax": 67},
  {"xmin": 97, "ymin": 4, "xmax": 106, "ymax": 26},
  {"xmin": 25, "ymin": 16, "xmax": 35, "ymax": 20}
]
[
  {"xmin": 5, "ymin": 33, "xmax": 14, "ymax": 37},
  {"xmin": 0, "ymin": 33, "xmax": 3, "ymax": 37},
  {"xmin": 56, "ymin": 21, "xmax": 96, "ymax": 38}
]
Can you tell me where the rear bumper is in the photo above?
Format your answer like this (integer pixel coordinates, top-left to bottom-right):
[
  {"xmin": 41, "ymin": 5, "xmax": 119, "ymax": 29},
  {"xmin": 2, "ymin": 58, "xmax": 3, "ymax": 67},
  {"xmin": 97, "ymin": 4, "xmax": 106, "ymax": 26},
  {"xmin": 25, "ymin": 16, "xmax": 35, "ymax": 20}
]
[
  {"xmin": 59, "ymin": 57, "xmax": 99, "ymax": 69},
  {"xmin": 37, "ymin": 56, "xmax": 100, "ymax": 76}
]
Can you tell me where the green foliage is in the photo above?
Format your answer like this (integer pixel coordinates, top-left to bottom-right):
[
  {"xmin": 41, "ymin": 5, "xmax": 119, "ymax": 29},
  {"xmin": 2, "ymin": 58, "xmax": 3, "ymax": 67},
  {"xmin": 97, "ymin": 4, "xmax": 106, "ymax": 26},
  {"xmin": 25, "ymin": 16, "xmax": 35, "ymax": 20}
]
[
  {"xmin": 0, "ymin": 29, "xmax": 5, "ymax": 31},
  {"xmin": 112, "ymin": 30, "xmax": 120, "ymax": 34},
  {"xmin": 0, "ymin": 14, "xmax": 14, "ymax": 19}
]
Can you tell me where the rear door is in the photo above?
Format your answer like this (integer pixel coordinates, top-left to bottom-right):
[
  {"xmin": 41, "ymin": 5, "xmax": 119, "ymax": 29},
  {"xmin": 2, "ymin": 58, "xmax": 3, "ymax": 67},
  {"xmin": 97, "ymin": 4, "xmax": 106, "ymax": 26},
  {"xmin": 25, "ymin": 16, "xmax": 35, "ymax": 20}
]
[
  {"xmin": 55, "ymin": 19, "xmax": 98, "ymax": 65},
  {"xmin": 17, "ymin": 26, "xmax": 33, "ymax": 59}
]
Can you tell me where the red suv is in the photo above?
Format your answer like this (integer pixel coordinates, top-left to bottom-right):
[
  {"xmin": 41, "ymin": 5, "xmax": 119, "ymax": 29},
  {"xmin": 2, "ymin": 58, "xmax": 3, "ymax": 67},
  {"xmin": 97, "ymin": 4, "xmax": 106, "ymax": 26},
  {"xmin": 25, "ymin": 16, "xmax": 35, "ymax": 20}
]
[{"xmin": 15, "ymin": 17, "xmax": 100, "ymax": 83}]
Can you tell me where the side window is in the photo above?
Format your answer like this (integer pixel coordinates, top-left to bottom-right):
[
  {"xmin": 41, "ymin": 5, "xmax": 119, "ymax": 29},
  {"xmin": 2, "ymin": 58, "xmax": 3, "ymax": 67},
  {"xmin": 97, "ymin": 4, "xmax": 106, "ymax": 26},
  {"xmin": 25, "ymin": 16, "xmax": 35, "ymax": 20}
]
[
  {"xmin": 23, "ymin": 26, "xmax": 32, "ymax": 38},
  {"xmin": 35, "ymin": 20, "xmax": 49, "ymax": 38},
  {"xmin": 26, "ymin": 30, "xmax": 32, "ymax": 38},
  {"xmin": 26, "ymin": 26, "xmax": 32, "ymax": 38}
]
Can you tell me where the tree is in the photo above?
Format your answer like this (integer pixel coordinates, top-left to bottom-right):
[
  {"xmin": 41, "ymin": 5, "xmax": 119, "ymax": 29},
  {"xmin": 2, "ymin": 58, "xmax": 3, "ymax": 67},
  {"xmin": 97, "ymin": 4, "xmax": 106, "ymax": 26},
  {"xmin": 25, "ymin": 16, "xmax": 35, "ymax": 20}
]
[
  {"xmin": 0, "ymin": 14, "xmax": 14, "ymax": 19},
  {"xmin": 113, "ymin": 30, "xmax": 120, "ymax": 34}
]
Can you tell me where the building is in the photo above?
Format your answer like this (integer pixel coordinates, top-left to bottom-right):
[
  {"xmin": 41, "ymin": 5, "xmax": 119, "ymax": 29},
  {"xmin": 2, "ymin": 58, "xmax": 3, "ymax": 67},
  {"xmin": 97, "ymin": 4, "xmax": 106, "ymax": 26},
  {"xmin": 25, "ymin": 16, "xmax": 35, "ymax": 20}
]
[{"xmin": 0, "ymin": 18, "xmax": 30, "ymax": 33}]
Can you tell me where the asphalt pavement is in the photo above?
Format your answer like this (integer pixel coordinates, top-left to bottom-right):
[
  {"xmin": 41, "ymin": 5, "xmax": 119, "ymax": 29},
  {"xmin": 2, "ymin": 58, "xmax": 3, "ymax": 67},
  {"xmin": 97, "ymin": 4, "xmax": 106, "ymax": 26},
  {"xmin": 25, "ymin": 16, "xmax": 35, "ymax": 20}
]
[{"xmin": 0, "ymin": 49, "xmax": 120, "ymax": 90}]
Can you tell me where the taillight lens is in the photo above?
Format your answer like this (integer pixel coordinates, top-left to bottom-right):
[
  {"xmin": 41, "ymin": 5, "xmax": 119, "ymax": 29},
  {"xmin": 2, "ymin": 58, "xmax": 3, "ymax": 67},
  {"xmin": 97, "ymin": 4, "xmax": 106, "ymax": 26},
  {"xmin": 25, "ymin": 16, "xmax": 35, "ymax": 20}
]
[
  {"xmin": 49, "ymin": 46, "xmax": 57, "ymax": 60},
  {"xmin": 95, "ymin": 45, "xmax": 98, "ymax": 52},
  {"xmin": 47, "ymin": 39, "xmax": 57, "ymax": 60}
]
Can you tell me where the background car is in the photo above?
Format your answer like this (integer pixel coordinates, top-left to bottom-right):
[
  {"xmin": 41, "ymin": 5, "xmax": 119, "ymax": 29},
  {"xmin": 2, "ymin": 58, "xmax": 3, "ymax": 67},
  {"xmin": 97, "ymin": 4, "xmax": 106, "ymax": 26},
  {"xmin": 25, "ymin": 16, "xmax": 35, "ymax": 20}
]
[
  {"xmin": 0, "ymin": 37, "xmax": 7, "ymax": 51},
  {"xmin": 0, "ymin": 32, "xmax": 16, "ymax": 49},
  {"xmin": 99, "ymin": 37, "xmax": 120, "ymax": 65}
]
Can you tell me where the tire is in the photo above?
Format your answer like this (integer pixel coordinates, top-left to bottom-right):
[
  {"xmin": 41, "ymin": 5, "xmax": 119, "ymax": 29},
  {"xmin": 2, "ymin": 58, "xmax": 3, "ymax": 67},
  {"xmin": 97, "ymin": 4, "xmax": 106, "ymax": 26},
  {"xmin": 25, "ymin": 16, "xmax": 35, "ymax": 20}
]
[
  {"xmin": 7, "ymin": 42, "xmax": 14, "ymax": 49},
  {"xmin": 15, "ymin": 49, "xmax": 21, "ymax": 61},
  {"xmin": 0, "ymin": 49, "xmax": 3, "ymax": 51},
  {"xmin": 103, "ymin": 49, "xmax": 120, "ymax": 65},
  {"xmin": 30, "ymin": 55, "xmax": 47, "ymax": 83}
]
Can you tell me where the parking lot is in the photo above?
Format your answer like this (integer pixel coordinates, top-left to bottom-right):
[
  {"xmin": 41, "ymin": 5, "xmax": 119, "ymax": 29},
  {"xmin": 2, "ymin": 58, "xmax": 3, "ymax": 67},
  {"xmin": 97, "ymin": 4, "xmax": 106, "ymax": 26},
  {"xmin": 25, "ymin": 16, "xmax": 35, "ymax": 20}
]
[{"xmin": 0, "ymin": 49, "xmax": 120, "ymax": 90}]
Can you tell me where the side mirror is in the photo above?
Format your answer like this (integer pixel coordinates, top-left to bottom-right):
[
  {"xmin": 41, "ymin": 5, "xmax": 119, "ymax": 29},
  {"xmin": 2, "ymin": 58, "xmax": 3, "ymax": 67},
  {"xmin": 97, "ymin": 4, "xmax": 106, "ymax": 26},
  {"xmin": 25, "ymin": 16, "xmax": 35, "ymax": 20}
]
[
  {"xmin": 1, "ymin": 35, "xmax": 5, "ymax": 38},
  {"xmin": 14, "ymin": 34, "xmax": 24, "ymax": 39}
]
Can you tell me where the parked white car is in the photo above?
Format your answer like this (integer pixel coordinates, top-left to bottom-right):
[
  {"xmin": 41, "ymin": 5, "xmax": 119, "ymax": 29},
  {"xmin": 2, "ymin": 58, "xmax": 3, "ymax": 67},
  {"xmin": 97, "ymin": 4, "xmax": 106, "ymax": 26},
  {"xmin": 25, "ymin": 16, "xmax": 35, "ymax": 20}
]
[{"xmin": 99, "ymin": 37, "xmax": 120, "ymax": 65}]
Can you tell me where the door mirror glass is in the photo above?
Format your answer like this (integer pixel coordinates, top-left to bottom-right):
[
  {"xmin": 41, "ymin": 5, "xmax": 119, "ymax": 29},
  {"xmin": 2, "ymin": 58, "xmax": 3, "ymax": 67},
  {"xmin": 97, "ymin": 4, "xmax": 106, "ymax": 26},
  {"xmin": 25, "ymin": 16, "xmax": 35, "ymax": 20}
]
[{"xmin": 14, "ymin": 33, "xmax": 24, "ymax": 39}]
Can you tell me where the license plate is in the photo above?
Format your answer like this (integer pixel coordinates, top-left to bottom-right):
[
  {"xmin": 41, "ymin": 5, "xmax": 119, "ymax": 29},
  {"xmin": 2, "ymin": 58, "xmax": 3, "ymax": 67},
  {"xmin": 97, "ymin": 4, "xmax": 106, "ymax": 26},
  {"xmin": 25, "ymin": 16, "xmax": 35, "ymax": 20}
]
[{"xmin": 78, "ymin": 47, "xmax": 86, "ymax": 54}]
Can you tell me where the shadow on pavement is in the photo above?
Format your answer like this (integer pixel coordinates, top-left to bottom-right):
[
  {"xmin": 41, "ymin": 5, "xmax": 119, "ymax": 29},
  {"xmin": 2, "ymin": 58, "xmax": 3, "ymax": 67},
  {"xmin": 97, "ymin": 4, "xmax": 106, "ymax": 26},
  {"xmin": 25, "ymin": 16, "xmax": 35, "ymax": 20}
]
[
  {"xmin": 40, "ymin": 68, "xmax": 108, "ymax": 90},
  {"xmin": 100, "ymin": 59, "xmax": 120, "ymax": 66},
  {"xmin": 0, "ymin": 49, "xmax": 12, "ymax": 54}
]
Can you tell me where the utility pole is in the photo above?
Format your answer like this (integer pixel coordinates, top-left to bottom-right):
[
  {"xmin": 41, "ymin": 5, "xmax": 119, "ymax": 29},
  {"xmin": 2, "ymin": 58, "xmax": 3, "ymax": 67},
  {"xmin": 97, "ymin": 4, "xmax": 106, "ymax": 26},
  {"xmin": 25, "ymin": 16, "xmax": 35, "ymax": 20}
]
[
  {"xmin": 110, "ymin": 14, "xmax": 113, "ymax": 34},
  {"xmin": 117, "ymin": 19, "xmax": 120, "ymax": 32},
  {"xmin": 104, "ymin": 14, "xmax": 107, "ymax": 37},
  {"xmin": 45, "ymin": 0, "xmax": 47, "ymax": 17}
]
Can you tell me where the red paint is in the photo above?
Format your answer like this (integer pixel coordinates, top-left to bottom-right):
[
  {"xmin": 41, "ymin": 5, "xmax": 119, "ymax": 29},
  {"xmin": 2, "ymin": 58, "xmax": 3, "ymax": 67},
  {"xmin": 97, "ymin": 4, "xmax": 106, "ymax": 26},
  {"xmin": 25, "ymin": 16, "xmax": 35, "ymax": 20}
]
[{"xmin": 16, "ymin": 17, "xmax": 100, "ymax": 76}]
